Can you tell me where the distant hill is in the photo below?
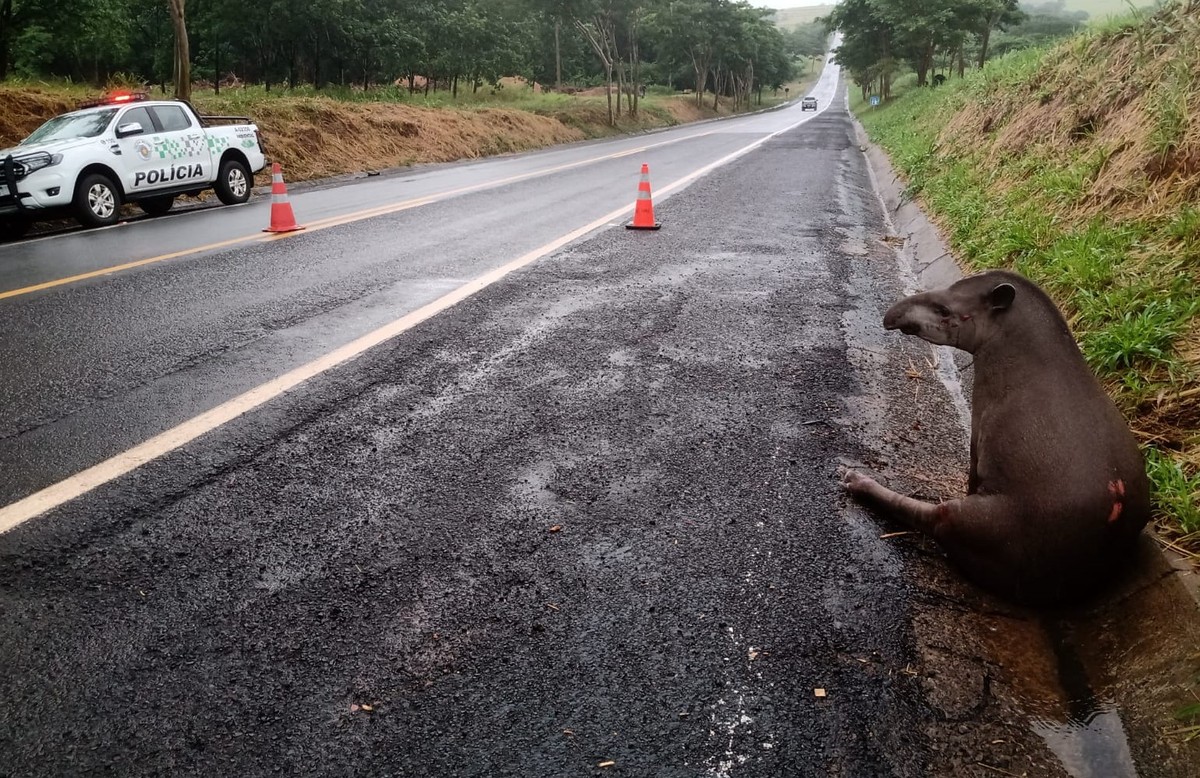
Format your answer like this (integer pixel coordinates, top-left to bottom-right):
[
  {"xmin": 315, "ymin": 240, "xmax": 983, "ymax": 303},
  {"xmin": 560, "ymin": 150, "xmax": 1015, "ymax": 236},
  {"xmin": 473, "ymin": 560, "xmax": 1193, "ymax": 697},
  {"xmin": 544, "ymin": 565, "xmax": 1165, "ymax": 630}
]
[
  {"xmin": 1060, "ymin": 0, "xmax": 1142, "ymax": 17},
  {"xmin": 1027, "ymin": 0, "xmax": 1158, "ymax": 19},
  {"xmin": 776, "ymin": 0, "xmax": 1147, "ymax": 30},
  {"xmin": 771, "ymin": 5, "xmax": 834, "ymax": 28}
]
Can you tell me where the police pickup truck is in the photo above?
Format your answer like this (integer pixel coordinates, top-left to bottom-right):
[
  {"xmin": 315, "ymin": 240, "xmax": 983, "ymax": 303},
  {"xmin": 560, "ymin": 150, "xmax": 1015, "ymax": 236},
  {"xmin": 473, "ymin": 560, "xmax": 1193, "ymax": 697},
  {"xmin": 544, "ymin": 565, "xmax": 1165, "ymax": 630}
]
[{"xmin": 0, "ymin": 92, "xmax": 266, "ymax": 241}]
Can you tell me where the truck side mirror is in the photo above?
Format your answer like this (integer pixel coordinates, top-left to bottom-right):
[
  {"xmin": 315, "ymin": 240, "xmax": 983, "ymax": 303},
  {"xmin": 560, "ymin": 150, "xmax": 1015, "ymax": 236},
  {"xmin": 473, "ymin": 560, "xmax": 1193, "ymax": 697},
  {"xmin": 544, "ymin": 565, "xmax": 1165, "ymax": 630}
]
[{"xmin": 115, "ymin": 122, "xmax": 144, "ymax": 138}]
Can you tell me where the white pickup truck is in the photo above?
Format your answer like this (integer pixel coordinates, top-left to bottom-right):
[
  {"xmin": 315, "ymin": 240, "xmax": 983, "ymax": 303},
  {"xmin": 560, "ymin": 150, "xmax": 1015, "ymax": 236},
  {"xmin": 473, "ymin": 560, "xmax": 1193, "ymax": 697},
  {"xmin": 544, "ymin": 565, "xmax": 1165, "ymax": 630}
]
[{"xmin": 0, "ymin": 92, "xmax": 267, "ymax": 241}]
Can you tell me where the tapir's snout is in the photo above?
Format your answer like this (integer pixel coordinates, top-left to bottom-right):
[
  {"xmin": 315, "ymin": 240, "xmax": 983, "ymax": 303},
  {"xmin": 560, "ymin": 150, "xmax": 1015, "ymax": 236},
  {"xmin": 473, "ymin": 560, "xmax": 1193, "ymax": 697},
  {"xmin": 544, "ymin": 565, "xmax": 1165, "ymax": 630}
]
[
  {"xmin": 883, "ymin": 297, "xmax": 916, "ymax": 332},
  {"xmin": 883, "ymin": 294, "xmax": 945, "ymax": 340},
  {"xmin": 881, "ymin": 288, "xmax": 975, "ymax": 350}
]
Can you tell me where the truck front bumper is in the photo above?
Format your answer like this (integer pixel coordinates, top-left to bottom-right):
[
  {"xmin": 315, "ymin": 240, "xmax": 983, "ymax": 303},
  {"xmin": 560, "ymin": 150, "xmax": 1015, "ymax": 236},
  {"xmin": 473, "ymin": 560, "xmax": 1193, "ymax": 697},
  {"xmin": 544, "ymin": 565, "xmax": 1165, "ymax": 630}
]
[{"xmin": 1, "ymin": 156, "xmax": 70, "ymax": 216}]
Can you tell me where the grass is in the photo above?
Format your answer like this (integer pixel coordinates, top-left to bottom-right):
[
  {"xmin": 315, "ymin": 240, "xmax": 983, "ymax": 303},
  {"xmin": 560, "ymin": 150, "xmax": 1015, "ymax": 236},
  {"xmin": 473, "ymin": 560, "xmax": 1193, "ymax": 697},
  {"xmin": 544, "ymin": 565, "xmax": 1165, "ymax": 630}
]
[
  {"xmin": 1173, "ymin": 697, "xmax": 1200, "ymax": 742},
  {"xmin": 1148, "ymin": 58, "xmax": 1191, "ymax": 158},
  {"xmin": 1146, "ymin": 449, "xmax": 1200, "ymax": 538},
  {"xmin": 853, "ymin": 2, "xmax": 1200, "ymax": 552}
]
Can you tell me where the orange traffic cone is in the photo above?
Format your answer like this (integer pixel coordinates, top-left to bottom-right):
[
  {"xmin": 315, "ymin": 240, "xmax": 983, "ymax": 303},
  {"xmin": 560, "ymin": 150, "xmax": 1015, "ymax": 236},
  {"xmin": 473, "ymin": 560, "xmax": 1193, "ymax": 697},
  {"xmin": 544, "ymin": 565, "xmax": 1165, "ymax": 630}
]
[
  {"xmin": 263, "ymin": 162, "xmax": 305, "ymax": 233},
  {"xmin": 626, "ymin": 163, "xmax": 661, "ymax": 230}
]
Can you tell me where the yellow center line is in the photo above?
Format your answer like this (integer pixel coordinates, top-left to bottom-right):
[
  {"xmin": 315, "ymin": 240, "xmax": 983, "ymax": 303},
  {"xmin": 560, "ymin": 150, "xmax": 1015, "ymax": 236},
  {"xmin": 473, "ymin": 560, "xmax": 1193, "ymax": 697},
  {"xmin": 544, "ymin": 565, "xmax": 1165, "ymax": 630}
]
[
  {"xmin": 0, "ymin": 234, "xmax": 268, "ymax": 301},
  {"xmin": 0, "ymin": 130, "xmax": 716, "ymax": 298}
]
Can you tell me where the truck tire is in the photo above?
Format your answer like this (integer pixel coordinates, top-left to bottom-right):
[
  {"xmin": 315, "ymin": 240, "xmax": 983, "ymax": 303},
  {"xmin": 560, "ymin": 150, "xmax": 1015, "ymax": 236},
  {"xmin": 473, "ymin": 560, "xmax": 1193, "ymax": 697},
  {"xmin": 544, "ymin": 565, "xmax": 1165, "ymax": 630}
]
[
  {"xmin": 74, "ymin": 173, "xmax": 122, "ymax": 228},
  {"xmin": 215, "ymin": 158, "xmax": 252, "ymax": 205},
  {"xmin": 0, "ymin": 217, "xmax": 30, "ymax": 242},
  {"xmin": 139, "ymin": 195, "xmax": 175, "ymax": 216}
]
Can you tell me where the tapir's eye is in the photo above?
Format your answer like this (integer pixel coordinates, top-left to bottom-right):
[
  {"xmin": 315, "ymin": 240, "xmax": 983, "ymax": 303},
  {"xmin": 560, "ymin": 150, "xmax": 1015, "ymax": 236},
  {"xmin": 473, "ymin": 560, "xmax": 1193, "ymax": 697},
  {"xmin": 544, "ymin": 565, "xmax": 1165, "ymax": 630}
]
[{"xmin": 934, "ymin": 304, "xmax": 950, "ymax": 317}]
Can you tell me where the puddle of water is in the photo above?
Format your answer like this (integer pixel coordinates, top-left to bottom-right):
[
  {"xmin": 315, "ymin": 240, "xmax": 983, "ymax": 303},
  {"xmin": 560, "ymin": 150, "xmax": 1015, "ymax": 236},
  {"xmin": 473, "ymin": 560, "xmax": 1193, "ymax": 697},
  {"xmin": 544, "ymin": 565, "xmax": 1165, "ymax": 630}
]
[
  {"xmin": 1035, "ymin": 622, "xmax": 1137, "ymax": 777},
  {"xmin": 1033, "ymin": 704, "xmax": 1138, "ymax": 778}
]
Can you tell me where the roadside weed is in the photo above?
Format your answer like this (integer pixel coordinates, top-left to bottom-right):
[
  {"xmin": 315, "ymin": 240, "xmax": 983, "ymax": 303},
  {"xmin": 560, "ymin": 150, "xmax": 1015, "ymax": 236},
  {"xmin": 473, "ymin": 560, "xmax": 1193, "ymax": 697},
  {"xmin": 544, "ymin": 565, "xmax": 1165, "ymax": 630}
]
[
  {"xmin": 1164, "ymin": 207, "xmax": 1200, "ymax": 245},
  {"xmin": 1081, "ymin": 298, "xmax": 1195, "ymax": 372},
  {"xmin": 1146, "ymin": 449, "xmax": 1200, "ymax": 537},
  {"xmin": 1039, "ymin": 222, "xmax": 1128, "ymax": 293},
  {"xmin": 1149, "ymin": 60, "xmax": 1190, "ymax": 158}
]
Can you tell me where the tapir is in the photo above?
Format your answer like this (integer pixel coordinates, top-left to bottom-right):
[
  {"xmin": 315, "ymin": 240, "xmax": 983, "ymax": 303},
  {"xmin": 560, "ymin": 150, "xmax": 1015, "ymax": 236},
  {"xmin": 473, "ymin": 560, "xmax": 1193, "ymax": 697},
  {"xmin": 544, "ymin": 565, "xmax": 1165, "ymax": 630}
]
[{"xmin": 842, "ymin": 270, "xmax": 1150, "ymax": 605}]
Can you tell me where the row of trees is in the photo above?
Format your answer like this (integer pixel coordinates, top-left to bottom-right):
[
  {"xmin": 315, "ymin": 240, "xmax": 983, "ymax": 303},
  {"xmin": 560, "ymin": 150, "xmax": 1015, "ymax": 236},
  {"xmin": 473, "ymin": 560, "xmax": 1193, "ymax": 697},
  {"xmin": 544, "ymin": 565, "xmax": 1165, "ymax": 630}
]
[
  {"xmin": 826, "ymin": 0, "xmax": 1095, "ymax": 102},
  {"xmin": 826, "ymin": 0, "xmax": 1026, "ymax": 101},
  {"xmin": 0, "ymin": 0, "xmax": 827, "ymax": 124},
  {"xmin": 985, "ymin": 1, "xmax": 1089, "ymax": 60}
]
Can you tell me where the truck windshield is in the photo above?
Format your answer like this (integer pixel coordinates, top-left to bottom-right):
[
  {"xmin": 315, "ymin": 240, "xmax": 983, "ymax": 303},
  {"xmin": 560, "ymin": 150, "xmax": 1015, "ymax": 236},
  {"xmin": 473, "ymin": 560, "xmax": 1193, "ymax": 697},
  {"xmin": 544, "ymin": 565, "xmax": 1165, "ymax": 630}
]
[{"xmin": 21, "ymin": 109, "xmax": 119, "ymax": 144}]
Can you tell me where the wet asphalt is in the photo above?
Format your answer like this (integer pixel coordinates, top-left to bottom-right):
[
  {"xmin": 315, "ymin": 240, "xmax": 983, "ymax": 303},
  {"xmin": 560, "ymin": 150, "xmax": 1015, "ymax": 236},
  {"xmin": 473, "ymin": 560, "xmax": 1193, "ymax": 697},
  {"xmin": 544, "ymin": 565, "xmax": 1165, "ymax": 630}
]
[{"xmin": 0, "ymin": 104, "xmax": 954, "ymax": 775}]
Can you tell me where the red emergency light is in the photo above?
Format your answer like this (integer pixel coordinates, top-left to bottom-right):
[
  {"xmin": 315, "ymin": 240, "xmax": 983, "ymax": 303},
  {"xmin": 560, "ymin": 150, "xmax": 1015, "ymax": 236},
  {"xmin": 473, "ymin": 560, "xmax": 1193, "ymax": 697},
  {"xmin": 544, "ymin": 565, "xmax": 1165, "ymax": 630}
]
[{"xmin": 77, "ymin": 91, "xmax": 149, "ymax": 109}]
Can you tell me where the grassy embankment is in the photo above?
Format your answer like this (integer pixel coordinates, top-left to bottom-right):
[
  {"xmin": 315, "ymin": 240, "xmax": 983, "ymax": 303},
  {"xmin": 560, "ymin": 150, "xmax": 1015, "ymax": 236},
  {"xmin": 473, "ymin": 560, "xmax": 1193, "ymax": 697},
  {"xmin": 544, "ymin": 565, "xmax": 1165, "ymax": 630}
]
[
  {"xmin": 854, "ymin": 3, "xmax": 1200, "ymax": 556},
  {"xmin": 0, "ymin": 65, "xmax": 822, "ymax": 187}
]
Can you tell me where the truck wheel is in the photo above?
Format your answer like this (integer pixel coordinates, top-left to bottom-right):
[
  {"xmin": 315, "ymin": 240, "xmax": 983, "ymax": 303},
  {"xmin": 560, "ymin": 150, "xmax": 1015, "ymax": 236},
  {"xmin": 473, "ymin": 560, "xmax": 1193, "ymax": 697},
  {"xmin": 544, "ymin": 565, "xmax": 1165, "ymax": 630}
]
[
  {"xmin": 74, "ymin": 173, "xmax": 122, "ymax": 228},
  {"xmin": 215, "ymin": 159, "xmax": 252, "ymax": 205},
  {"xmin": 0, "ymin": 217, "xmax": 30, "ymax": 242},
  {"xmin": 139, "ymin": 195, "xmax": 175, "ymax": 216}
]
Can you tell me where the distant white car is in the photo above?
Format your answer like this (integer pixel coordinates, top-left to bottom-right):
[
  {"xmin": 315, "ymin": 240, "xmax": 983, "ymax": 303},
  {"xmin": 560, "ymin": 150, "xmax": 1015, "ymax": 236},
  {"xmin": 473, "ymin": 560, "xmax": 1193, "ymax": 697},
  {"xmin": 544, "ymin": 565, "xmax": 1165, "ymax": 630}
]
[
  {"xmin": 0, "ymin": 92, "xmax": 266, "ymax": 241},
  {"xmin": 801, "ymin": 96, "xmax": 818, "ymax": 111}
]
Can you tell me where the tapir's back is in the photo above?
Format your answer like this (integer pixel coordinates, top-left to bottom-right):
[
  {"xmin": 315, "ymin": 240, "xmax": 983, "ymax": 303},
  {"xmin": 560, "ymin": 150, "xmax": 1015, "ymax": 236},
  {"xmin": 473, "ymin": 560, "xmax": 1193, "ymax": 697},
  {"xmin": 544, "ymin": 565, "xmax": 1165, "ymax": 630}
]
[{"xmin": 969, "ymin": 278, "xmax": 1150, "ymax": 582}]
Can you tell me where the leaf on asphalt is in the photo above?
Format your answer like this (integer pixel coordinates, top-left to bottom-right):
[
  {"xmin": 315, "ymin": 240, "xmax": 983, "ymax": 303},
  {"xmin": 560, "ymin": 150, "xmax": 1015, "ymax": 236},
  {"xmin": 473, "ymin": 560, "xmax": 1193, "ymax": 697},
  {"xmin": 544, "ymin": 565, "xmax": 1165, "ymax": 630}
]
[
  {"xmin": 562, "ymin": 729, "xmax": 575, "ymax": 737},
  {"xmin": 814, "ymin": 688, "xmax": 827, "ymax": 698},
  {"xmin": 598, "ymin": 761, "xmax": 615, "ymax": 768},
  {"xmin": 361, "ymin": 704, "xmax": 374, "ymax": 712},
  {"xmin": 549, "ymin": 525, "xmax": 563, "ymax": 532},
  {"xmin": 350, "ymin": 704, "xmax": 360, "ymax": 712}
]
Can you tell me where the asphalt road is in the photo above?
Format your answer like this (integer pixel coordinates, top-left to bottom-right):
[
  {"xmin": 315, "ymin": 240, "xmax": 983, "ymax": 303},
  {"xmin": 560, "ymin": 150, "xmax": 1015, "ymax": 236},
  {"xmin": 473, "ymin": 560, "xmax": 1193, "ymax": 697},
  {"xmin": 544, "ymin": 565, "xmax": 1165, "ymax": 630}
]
[
  {"xmin": 0, "ymin": 67, "xmax": 842, "ymax": 509},
  {"xmin": 0, "ymin": 65, "xmax": 1078, "ymax": 776}
]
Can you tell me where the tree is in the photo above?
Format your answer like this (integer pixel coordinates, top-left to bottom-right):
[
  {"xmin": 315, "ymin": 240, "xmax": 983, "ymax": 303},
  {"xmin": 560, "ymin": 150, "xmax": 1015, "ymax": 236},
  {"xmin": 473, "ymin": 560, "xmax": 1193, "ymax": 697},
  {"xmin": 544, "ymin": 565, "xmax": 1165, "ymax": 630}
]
[
  {"xmin": 824, "ymin": 0, "xmax": 896, "ymax": 100},
  {"xmin": 876, "ymin": 0, "xmax": 960, "ymax": 87},
  {"xmin": 530, "ymin": 0, "xmax": 585, "ymax": 91},
  {"xmin": 970, "ymin": 0, "xmax": 1024, "ymax": 68},
  {"xmin": 647, "ymin": 0, "xmax": 724, "ymax": 108},
  {"xmin": 0, "ymin": 0, "xmax": 18, "ymax": 80},
  {"xmin": 574, "ymin": 0, "xmax": 619, "ymax": 123},
  {"xmin": 168, "ymin": 0, "xmax": 189, "ymax": 99},
  {"xmin": 0, "ymin": 0, "xmax": 794, "ymax": 121}
]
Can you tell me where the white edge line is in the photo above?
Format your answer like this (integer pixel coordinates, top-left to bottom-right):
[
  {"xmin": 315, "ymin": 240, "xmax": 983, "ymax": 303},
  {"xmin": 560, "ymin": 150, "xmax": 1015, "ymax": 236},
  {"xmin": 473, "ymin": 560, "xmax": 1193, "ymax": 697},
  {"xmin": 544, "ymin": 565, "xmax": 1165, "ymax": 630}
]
[{"xmin": 0, "ymin": 110, "xmax": 817, "ymax": 534}]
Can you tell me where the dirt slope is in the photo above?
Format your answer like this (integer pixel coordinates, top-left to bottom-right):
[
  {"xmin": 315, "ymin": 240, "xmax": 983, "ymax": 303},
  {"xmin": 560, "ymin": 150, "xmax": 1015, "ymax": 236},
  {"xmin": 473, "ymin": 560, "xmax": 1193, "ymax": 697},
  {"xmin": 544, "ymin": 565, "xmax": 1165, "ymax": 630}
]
[{"xmin": 0, "ymin": 86, "xmax": 748, "ymax": 187}]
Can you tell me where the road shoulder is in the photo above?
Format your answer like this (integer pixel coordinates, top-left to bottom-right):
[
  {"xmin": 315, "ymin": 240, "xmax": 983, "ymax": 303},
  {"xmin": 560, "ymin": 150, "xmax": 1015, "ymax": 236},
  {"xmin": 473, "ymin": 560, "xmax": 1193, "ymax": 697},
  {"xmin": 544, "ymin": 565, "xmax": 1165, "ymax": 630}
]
[{"xmin": 855, "ymin": 114, "xmax": 1200, "ymax": 778}]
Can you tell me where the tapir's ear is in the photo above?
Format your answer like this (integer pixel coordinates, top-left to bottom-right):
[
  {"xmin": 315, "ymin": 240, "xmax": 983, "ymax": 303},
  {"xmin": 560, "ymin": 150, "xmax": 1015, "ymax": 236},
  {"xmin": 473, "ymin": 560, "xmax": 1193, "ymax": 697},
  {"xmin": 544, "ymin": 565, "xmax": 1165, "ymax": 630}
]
[{"xmin": 988, "ymin": 283, "xmax": 1016, "ymax": 311}]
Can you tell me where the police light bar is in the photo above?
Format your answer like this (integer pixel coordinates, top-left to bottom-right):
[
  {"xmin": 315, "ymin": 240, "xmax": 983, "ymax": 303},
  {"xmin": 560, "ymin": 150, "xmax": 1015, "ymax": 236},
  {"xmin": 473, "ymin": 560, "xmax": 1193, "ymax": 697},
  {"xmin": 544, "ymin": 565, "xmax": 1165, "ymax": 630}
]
[{"xmin": 77, "ymin": 91, "xmax": 150, "ymax": 109}]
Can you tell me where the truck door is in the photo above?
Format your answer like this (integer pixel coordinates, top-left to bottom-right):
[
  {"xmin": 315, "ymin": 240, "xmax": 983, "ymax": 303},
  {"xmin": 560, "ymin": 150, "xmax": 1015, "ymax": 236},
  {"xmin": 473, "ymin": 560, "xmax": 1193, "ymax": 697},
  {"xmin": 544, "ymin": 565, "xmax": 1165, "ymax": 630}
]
[
  {"xmin": 111, "ymin": 105, "xmax": 160, "ymax": 195},
  {"xmin": 148, "ymin": 104, "xmax": 214, "ymax": 188}
]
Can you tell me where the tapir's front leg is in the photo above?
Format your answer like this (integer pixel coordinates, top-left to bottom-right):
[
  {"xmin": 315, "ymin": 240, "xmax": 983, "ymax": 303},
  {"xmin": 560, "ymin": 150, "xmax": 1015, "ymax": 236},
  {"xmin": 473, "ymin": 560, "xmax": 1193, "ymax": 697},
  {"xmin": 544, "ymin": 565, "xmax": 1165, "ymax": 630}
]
[
  {"xmin": 842, "ymin": 470, "xmax": 946, "ymax": 535},
  {"xmin": 842, "ymin": 470, "xmax": 1024, "ymax": 578}
]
